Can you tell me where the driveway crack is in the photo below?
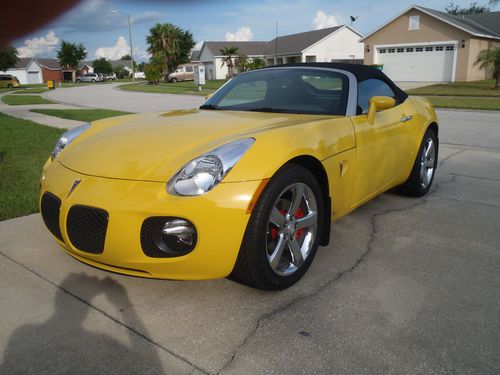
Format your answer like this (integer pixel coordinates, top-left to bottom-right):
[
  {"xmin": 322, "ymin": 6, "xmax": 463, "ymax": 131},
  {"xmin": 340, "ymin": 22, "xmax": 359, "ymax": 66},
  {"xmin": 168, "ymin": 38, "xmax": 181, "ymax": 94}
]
[{"xmin": 217, "ymin": 197, "xmax": 429, "ymax": 374}]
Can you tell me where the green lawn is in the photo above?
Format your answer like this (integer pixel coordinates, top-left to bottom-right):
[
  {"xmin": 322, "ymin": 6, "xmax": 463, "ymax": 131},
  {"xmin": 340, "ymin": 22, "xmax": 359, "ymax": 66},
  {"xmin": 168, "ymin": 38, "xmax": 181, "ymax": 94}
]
[
  {"xmin": 30, "ymin": 108, "xmax": 132, "ymax": 122},
  {"xmin": 2, "ymin": 95, "xmax": 54, "ymax": 105},
  {"xmin": 12, "ymin": 88, "xmax": 49, "ymax": 94},
  {"xmin": 0, "ymin": 113, "xmax": 65, "ymax": 220},
  {"xmin": 426, "ymin": 96, "xmax": 500, "ymax": 111},
  {"xmin": 407, "ymin": 80, "xmax": 500, "ymax": 97},
  {"xmin": 120, "ymin": 80, "xmax": 226, "ymax": 96}
]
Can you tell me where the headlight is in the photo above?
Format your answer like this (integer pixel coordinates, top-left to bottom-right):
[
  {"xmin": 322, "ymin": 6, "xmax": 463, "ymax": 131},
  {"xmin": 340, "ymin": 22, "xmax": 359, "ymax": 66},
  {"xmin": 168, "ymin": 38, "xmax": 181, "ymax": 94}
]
[
  {"xmin": 167, "ymin": 138, "xmax": 255, "ymax": 196},
  {"xmin": 51, "ymin": 123, "xmax": 91, "ymax": 160}
]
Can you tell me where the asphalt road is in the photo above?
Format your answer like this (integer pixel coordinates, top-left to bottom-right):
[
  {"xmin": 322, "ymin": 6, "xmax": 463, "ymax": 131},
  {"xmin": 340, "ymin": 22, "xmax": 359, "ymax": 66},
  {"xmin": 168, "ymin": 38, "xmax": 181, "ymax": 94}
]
[{"xmin": 1, "ymin": 87, "xmax": 499, "ymax": 374}]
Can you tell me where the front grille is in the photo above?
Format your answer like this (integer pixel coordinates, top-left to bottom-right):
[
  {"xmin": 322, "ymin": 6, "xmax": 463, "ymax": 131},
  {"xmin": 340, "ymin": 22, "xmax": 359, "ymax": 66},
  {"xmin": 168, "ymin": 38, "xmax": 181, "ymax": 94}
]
[
  {"xmin": 67, "ymin": 205, "xmax": 108, "ymax": 254},
  {"xmin": 40, "ymin": 192, "xmax": 63, "ymax": 242}
]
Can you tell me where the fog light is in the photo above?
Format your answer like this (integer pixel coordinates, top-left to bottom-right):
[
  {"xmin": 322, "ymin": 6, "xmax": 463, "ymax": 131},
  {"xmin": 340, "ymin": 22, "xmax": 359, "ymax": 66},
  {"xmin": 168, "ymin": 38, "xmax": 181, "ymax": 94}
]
[
  {"xmin": 140, "ymin": 217, "xmax": 197, "ymax": 257},
  {"xmin": 162, "ymin": 219, "xmax": 196, "ymax": 250}
]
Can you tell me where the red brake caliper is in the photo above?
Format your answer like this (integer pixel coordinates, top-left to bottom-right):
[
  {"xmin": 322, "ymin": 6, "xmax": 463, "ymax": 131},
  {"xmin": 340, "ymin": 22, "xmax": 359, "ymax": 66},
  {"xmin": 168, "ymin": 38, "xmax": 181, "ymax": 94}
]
[{"xmin": 270, "ymin": 208, "xmax": 305, "ymax": 241}]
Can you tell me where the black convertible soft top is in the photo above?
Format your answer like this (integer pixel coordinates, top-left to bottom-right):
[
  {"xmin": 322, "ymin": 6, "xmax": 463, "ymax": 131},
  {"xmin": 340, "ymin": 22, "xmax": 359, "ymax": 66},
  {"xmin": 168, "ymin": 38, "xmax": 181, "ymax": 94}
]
[{"xmin": 271, "ymin": 62, "xmax": 409, "ymax": 104}]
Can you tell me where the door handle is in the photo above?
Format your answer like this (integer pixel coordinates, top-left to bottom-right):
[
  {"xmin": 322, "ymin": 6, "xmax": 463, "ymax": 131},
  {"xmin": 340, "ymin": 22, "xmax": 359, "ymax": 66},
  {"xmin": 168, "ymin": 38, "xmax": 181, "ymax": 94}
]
[{"xmin": 400, "ymin": 115, "xmax": 413, "ymax": 122}]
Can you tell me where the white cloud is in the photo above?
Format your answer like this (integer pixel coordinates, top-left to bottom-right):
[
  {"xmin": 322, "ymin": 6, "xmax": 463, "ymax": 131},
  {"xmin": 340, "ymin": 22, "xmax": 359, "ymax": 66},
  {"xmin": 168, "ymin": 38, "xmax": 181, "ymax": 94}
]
[
  {"xmin": 17, "ymin": 31, "xmax": 59, "ymax": 58},
  {"xmin": 312, "ymin": 10, "xmax": 339, "ymax": 30},
  {"xmin": 193, "ymin": 41, "xmax": 204, "ymax": 50},
  {"xmin": 225, "ymin": 26, "xmax": 253, "ymax": 41},
  {"xmin": 94, "ymin": 36, "xmax": 130, "ymax": 60}
]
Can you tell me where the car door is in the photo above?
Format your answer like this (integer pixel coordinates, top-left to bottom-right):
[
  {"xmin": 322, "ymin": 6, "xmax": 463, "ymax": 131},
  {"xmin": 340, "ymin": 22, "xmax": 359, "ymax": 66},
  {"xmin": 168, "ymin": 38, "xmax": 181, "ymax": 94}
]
[{"xmin": 350, "ymin": 78, "xmax": 414, "ymax": 207}]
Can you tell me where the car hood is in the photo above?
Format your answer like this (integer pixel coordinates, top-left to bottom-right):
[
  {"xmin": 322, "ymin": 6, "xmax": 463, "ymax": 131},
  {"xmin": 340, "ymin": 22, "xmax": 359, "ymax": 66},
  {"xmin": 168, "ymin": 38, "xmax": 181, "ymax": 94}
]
[{"xmin": 58, "ymin": 109, "xmax": 336, "ymax": 182}]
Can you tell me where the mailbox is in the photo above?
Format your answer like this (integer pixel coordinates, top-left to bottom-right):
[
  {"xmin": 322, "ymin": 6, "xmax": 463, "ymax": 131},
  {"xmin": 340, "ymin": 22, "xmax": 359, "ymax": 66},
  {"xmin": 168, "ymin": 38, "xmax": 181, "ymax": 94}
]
[{"xmin": 194, "ymin": 65, "xmax": 205, "ymax": 86}]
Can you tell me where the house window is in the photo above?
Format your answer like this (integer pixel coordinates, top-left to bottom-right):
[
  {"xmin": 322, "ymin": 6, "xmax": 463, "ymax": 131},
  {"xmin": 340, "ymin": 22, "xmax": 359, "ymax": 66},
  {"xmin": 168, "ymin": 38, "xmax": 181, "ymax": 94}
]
[
  {"xmin": 379, "ymin": 48, "xmax": 387, "ymax": 53},
  {"xmin": 305, "ymin": 55, "xmax": 316, "ymax": 62},
  {"xmin": 416, "ymin": 47, "xmax": 423, "ymax": 52},
  {"xmin": 409, "ymin": 15, "xmax": 420, "ymax": 30},
  {"xmin": 388, "ymin": 48, "xmax": 395, "ymax": 53},
  {"xmin": 435, "ymin": 46, "xmax": 444, "ymax": 51},
  {"xmin": 406, "ymin": 47, "xmax": 414, "ymax": 52},
  {"xmin": 425, "ymin": 46, "xmax": 433, "ymax": 51},
  {"xmin": 446, "ymin": 45, "xmax": 454, "ymax": 51},
  {"xmin": 397, "ymin": 48, "xmax": 404, "ymax": 53}
]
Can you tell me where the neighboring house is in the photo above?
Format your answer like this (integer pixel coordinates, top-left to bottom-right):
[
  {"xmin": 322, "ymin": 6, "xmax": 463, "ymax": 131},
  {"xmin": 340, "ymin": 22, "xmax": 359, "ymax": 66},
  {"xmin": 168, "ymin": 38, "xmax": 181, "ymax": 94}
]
[
  {"xmin": 78, "ymin": 62, "xmax": 94, "ymax": 75},
  {"xmin": 362, "ymin": 5, "xmax": 500, "ymax": 82},
  {"xmin": 197, "ymin": 25, "xmax": 364, "ymax": 79},
  {"xmin": 0, "ymin": 58, "xmax": 43, "ymax": 84},
  {"xmin": 37, "ymin": 58, "xmax": 63, "ymax": 82},
  {"xmin": 198, "ymin": 41, "xmax": 270, "ymax": 79}
]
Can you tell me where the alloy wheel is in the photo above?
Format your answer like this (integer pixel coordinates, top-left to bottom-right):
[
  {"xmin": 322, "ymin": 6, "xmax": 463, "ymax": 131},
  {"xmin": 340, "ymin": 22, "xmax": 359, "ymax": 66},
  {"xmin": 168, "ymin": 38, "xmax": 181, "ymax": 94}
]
[{"xmin": 420, "ymin": 137, "xmax": 436, "ymax": 188}]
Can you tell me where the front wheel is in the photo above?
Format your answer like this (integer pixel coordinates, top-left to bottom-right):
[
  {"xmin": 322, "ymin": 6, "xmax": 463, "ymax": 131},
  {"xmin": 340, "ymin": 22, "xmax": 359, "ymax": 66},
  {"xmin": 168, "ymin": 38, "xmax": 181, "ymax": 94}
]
[
  {"xmin": 170, "ymin": 78, "xmax": 178, "ymax": 83},
  {"xmin": 398, "ymin": 128, "xmax": 438, "ymax": 197},
  {"xmin": 91, "ymin": 79, "xmax": 96, "ymax": 82},
  {"xmin": 231, "ymin": 164, "xmax": 324, "ymax": 290}
]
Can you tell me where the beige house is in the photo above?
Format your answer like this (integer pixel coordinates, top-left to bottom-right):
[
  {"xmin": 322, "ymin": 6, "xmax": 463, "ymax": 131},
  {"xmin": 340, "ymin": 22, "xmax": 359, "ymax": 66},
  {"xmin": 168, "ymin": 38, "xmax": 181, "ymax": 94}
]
[{"xmin": 362, "ymin": 6, "xmax": 500, "ymax": 82}]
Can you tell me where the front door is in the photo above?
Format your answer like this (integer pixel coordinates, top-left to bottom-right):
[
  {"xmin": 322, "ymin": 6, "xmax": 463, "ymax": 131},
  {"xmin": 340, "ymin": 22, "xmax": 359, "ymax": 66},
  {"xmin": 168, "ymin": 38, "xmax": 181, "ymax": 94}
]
[{"xmin": 350, "ymin": 78, "xmax": 413, "ymax": 207}]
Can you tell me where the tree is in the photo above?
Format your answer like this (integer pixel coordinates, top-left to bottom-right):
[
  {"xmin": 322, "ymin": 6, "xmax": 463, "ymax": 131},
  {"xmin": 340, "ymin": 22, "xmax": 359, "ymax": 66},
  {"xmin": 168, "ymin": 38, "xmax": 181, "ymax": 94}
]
[
  {"xmin": 235, "ymin": 54, "xmax": 250, "ymax": 73},
  {"xmin": 146, "ymin": 23, "xmax": 195, "ymax": 74},
  {"xmin": 220, "ymin": 46, "xmax": 239, "ymax": 78},
  {"xmin": 113, "ymin": 64, "xmax": 130, "ymax": 79},
  {"xmin": 445, "ymin": 1, "xmax": 490, "ymax": 15},
  {"xmin": 144, "ymin": 54, "xmax": 166, "ymax": 84},
  {"xmin": 121, "ymin": 54, "xmax": 131, "ymax": 60},
  {"xmin": 92, "ymin": 57, "xmax": 113, "ymax": 74},
  {"xmin": 475, "ymin": 47, "xmax": 500, "ymax": 89},
  {"xmin": 0, "ymin": 45, "xmax": 19, "ymax": 72},
  {"xmin": 57, "ymin": 41, "xmax": 86, "ymax": 82},
  {"xmin": 137, "ymin": 61, "xmax": 147, "ymax": 72},
  {"xmin": 248, "ymin": 57, "xmax": 265, "ymax": 71}
]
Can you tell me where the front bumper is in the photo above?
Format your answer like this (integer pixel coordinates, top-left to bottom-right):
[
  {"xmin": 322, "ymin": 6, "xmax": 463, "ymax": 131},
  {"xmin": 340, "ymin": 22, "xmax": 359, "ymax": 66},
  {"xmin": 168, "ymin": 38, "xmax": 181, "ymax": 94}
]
[{"xmin": 40, "ymin": 160, "xmax": 260, "ymax": 280}]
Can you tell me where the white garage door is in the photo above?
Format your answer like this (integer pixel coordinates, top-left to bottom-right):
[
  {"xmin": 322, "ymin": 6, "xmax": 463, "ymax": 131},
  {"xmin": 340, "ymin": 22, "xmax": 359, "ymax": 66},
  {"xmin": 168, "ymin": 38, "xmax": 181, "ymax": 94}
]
[
  {"xmin": 376, "ymin": 44, "xmax": 455, "ymax": 82},
  {"xmin": 28, "ymin": 71, "xmax": 41, "ymax": 84}
]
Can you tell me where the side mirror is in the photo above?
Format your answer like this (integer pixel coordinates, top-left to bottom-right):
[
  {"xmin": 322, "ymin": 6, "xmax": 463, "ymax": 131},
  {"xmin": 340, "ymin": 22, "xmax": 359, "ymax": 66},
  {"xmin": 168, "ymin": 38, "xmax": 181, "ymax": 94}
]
[
  {"xmin": 205, "ymin": 93, "xmax": 213, "ymax": 100},
  {"xmin": 367, "ymin": 96, "xmax": 396, "ymax": 123}
]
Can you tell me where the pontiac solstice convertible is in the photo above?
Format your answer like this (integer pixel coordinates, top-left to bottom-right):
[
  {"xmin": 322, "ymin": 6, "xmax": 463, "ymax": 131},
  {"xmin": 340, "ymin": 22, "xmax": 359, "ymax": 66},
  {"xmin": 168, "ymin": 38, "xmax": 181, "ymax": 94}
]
[{"xmin": 40, "ymin": 63, "xmax": 438, "ymax": 290}]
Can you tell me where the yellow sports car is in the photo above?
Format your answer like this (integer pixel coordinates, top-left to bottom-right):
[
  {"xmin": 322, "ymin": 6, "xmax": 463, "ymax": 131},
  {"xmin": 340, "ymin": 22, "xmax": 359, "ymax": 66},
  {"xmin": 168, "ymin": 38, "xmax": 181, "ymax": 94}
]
[{"xmin": 40, "ymin": 63, "xmax": 438, "ymax": 290}]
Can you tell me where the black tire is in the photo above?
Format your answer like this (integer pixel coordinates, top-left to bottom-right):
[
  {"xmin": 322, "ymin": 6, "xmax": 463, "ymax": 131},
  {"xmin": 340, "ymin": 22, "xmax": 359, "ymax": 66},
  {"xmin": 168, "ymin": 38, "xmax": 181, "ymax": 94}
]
[
  {"xmin": 398, "ymin": 128, "xmax": 438, "ymax": 197},
  {"xmin": 231, "ymin": 164, "xmax": 324, "ymax": 290},
  {"xmin": 76, "ymin": 79, "xmax": 81, "ymax": 83},
  {"xmin": 171, "ymin": 78, "xmax": 178, "ymax": 83},
  {"xmin": 7, "ymin": 84, "xmax": 13, "ymax": 88},
  {"xmin": 92, "ymin": 79, "xmax": 96, "ymax": 82}
]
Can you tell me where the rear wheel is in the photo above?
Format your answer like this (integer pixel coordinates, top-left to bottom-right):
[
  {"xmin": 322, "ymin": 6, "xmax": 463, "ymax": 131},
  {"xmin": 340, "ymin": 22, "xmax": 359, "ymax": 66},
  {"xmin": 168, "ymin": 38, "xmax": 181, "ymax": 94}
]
[
  {"xmin": 92, "ymin": 79, "xmax": 96, "ymax": 82},
  {"xmin": 7, "ymin": 84, "xmax": 13, "ymax": 88},
  {"xmin": 231, "ymin": 164, "xmax": 324, "ymax": 290},
  {"xmin": 171, "ymin": 78, "xmax": 178, "ymax": 83},
  {"xmin": 398, "ymin": 128, "xmax": 438, "ymax": 197}
]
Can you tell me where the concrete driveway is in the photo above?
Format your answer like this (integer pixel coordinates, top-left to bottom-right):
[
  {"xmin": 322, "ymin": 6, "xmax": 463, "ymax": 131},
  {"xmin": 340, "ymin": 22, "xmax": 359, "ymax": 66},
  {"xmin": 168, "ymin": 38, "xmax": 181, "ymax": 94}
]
[{"xmin": 1, "ymin": 89, "xmax": 499, "ymax": 373}]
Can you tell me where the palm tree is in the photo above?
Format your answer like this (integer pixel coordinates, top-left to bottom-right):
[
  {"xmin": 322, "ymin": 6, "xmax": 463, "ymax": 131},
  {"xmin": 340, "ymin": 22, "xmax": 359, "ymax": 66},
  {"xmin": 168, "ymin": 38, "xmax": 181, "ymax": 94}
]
[
  {"xmin": 235, "ymin": 54, "xmax": 249, "ymax": 73},
  {"xmin": 249, "ymin": 57, "xmax": 266, "ymax": 71},
  {"xmin": 147, "ymin": 23, "xmax": 181, "ymax": 72},
  {"xmin": 220, "ymin": 46, "xmax": 239, "ymax": 78},
  {"xmin": 475, "ymin": 47, "xmax": 500, "ymax": 89}
]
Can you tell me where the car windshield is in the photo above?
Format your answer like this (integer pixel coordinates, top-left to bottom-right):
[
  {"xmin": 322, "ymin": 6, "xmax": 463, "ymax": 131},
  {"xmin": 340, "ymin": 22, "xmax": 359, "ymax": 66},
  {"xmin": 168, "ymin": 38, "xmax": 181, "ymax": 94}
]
[{"xmin": 201, "ymin": 68, "xmax": 349, "ymax": 115}]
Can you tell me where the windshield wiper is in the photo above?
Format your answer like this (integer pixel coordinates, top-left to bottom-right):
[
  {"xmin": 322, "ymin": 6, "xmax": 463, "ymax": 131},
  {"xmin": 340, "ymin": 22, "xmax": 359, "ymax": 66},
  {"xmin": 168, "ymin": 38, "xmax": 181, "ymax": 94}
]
[{"xmin": 199, "ymin": 104, "xmax": 221, "ymax": 110}]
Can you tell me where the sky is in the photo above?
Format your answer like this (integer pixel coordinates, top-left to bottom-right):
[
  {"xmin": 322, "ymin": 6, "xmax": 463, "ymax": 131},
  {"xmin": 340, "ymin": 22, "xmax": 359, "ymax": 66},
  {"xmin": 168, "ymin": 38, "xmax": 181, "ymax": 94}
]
[{"xmin": 12, "ymin": 0, "xmax": 500, "ymax": 62}]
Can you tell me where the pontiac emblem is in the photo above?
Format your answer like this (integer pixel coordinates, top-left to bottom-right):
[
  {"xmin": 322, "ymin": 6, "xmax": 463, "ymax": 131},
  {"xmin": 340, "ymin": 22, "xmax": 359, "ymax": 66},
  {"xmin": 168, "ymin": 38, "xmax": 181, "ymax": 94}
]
[{"xmin": 67, "ymin": 179, "xmax": 82, "ymax": 198}]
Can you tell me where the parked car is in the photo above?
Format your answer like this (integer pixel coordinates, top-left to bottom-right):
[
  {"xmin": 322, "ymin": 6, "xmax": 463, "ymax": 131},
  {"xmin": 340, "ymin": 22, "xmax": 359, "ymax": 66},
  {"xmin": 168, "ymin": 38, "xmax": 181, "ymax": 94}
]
[
  {"xmin": 40, "ymin": 63, "xmax": 439, "ymax": 290},
  {"xmin": 103, "ymin": 73, "xmax": 116, "ymax": 80},
  {"xmin": 0, "ymin": 74, "xmax": 21, "ymax": 88},
  {"xmin": 166, "ymin": 63, "xmax": 198, "ymax": 82},
  {"xmin": 134, "ymin": 72, "xmax": 146, "ymax": 80},
  {"xmin": 76, "ymin": 73, "xmax": 101, "ymax": 83}
]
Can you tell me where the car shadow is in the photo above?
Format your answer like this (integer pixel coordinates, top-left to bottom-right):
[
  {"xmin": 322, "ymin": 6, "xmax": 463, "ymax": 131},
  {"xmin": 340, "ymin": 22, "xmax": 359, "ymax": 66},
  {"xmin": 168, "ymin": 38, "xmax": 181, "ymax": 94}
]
[{"xmin": 0, "ymin": 273, "xmax": 164, "ymax": 374}]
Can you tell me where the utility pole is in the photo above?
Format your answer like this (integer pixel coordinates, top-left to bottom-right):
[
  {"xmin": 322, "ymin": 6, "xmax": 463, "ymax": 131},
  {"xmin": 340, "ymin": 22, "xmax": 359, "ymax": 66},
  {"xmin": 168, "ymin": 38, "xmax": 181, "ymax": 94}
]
[
  {"xmin": 111, "ymin": 10, "xmax": 135, "ymax": 81},
  {"xmin": 275, "ymin": 21, "xmax": 278, "ymax": 64}
]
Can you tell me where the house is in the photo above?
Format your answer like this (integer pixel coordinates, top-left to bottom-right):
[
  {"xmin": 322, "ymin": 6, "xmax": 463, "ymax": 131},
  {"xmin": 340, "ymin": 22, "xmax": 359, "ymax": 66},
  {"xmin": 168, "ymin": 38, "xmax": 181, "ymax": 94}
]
[
  {"xmin": 0, "ymin": 58, "xmax": 43, "ymax": 84},
  {"xmin": 361, "ymin": 6, "xmax": 500, "ymax": 82},
  {"xmin": 37, "ymin": 58, "xmax": 63, "ymax": 83},
  {"xmin": 199, "ymin": 41, "xmax": 270, "ymax": 79},
  {"xmin": 197, "ymin": 25, "xmax": 364, "ymax": 79}
]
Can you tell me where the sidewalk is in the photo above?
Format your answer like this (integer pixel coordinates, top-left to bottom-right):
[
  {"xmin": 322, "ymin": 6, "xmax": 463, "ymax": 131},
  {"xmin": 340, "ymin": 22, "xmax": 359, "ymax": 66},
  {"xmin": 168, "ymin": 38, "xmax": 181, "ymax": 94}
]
[{"xmin": 0, "ymin": 92, "xmax": 86, "ymax": 129}]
